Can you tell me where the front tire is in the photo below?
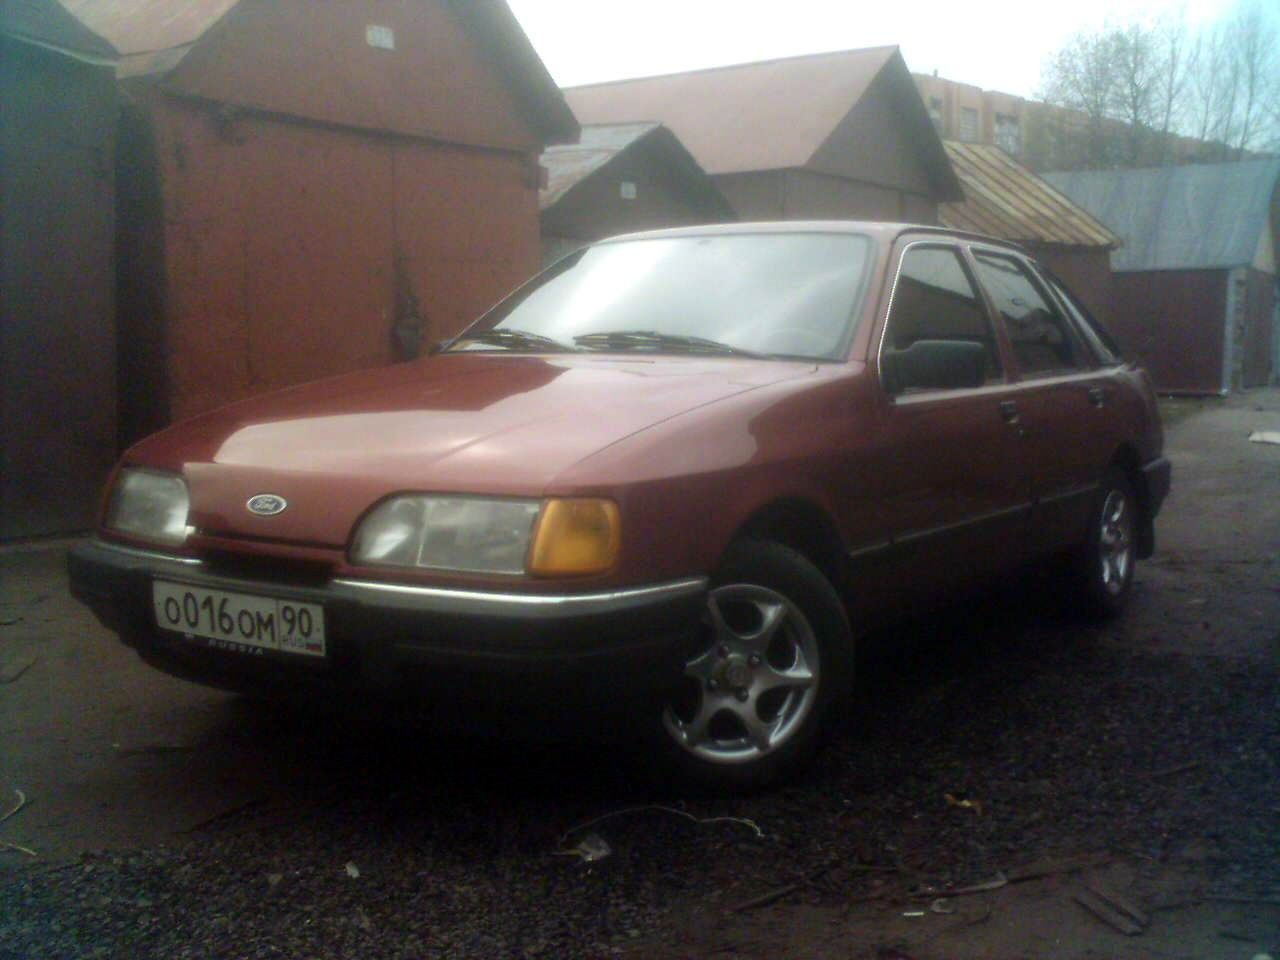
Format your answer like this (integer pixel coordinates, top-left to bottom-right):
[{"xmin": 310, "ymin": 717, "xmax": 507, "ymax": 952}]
[{"xmin": 659, "ymin": 539, "xmax": 853, "ymax": 791}]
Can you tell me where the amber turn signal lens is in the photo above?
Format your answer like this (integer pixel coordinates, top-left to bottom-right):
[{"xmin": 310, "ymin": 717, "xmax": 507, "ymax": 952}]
[{"xmin": 528, "ymin": 499, "xmax": 621, "ymax": 576}]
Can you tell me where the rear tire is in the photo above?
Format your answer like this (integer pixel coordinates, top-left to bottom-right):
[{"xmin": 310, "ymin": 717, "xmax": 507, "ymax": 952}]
[
  {"xmin": 1070, "ymin": 467, "xmax": 1138, "ymax": 620},
  {"xmin": 657, "ymin": 539, "xmax": 853, "ymax": 791}
]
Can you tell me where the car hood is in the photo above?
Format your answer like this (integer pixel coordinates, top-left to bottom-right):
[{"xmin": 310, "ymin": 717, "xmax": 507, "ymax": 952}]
[{"xmin": 130, "ymin": 353, "xmax": 816, "ymax": 546}]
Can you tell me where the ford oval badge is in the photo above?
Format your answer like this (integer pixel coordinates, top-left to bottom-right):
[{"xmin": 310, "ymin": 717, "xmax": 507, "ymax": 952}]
[{"xmin": 246, "ymin": 494, "xmax": 288, "ymax": 517}]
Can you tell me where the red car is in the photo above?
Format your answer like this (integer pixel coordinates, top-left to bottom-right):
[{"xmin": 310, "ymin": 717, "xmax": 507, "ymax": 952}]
[{"xmin": 70, "ymin": 222, "xmax": 1170, "ymax": 789}]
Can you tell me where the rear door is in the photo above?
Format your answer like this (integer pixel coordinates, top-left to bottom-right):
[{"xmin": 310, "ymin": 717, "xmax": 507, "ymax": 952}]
[
  {"xmin": 861, "ymin": 241, "xmax": 1033, "ymax": 597},
  {"xmin": 967, "ymin": 248, "xmax": 1125, "ymax": 554}
]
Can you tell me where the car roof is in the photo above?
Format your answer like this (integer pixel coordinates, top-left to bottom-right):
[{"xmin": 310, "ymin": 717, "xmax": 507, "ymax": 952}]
[{"xmin": 595, "ymin": 220, "xmax": 1026, "ymax": 254}]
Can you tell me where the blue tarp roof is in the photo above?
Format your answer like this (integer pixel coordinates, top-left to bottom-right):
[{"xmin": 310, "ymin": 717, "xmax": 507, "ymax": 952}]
[{"xmin": 1043, "ymin": 159, "xmax": 1280, "ymax": 273}]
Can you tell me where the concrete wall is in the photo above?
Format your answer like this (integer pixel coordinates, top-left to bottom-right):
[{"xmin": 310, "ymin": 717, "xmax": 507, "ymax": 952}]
[{"xmin": 1241, "ymin": 268, "xmax": 1275, "ymax": 389}]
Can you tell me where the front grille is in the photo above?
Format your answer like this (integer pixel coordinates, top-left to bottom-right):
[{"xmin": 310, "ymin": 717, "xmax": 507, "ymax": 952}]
[{"xmin": 199, "ymin": 550, "xmax": 334, "ymax": 587}]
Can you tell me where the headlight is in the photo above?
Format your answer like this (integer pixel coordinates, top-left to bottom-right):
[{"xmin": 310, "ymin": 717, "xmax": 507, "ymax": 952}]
[
  {"xmin": 350, "ymin": 496, "xmax": 621, "ymax": 576},
  {"xmin": 106, "ymin": 468, "xmax": 191, "ymax": 545},
  {"xmin": 351, "ymin": 496, "xmax": 542, "ymax": 575}
]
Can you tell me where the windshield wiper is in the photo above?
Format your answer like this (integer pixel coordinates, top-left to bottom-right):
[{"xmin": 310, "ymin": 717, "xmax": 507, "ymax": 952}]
[
  {"xmin": 573, "ymin": 330, "xmax": 768, "ymax": 359},
  {"xmin": 446, "ymin": 328, "xmax": 575, "ymax": 353}
]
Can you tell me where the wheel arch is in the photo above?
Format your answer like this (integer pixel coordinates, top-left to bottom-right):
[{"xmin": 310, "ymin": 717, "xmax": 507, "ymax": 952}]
[
  {"xmin": 729, "ymin": 497, "xmax": 849, "ymax": 595},
  {"xmin": 1109, "ymin": 443, "xmax": 1154, "ymax": 558}
]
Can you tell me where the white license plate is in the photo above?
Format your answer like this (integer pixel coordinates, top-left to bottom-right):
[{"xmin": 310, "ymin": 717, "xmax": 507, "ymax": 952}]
[{"xmin": 153, "ymin": 581, "xmax": 326, "ymax": 658}]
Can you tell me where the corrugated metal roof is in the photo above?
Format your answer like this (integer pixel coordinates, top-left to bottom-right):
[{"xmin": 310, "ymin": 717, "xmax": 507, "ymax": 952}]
[
  {"xmin": 940, "ymin": 142, "xmax": 1119, "ymax": 249},
  {"xmin": 563, "ymin": 46, "xmax": 960, "ymax": 199},
  {"xmin": 1044, "ymin": 160, "xmax": 1280, "ymax": 272},
  {"xmin": 540, "ymin": 122, "xmax": 733, "ymax": 217}
]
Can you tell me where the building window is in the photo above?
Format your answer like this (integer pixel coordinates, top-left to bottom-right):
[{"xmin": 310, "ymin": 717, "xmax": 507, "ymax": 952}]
[
  {"xmin": 958, "ymin": 107, "xmax": 979, "ymax": 143},
  {"xmin": 995, "ymin": 113, "xmax": 1021, "ymax": 154},
  {"xmin": 928, "ymin": 97, "xmax": 943, "ymax": 132}
]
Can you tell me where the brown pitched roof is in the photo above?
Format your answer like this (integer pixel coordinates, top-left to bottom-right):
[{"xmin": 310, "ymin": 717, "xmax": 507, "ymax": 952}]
[
  {"xmin": 564, "ymin": 46, "xmax": 960, "ymax": 199},
  {"xmin": 941, "ymin": 141, "xmax": 1119, "ymax": 248},
  {"xmin": 35, "ymin": 0, "xmax": 577, "ymax": 143},
  {"xmin": 0, "ymin": 0, "xmax": 116, "ymax": 59},
  {"xmin": 58, "ymin": 0, "xmax": 236, "ymax": 55},
  {"xmin": 540, "ymin": 122, "xmax": 733, "ymax": 218}
]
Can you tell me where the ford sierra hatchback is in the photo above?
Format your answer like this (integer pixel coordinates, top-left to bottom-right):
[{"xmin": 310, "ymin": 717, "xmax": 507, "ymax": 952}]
[{"xmin": 70, "ymin": 222, "xmax": 1170, "ymax": 789}]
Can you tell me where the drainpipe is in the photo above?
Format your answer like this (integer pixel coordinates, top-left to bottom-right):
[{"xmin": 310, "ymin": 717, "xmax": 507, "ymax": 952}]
[{"xmin": 1220, "ymin": 268, "xmax": 1241, "ymax": 395}]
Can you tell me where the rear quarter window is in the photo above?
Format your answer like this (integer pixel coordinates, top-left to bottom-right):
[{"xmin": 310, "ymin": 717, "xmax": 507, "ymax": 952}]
[
  {"xmin": 971, "ymin": 252, "xmax": 1090, "ymax": 377},
  {"xmin": 1040, "ymin": 270, "xmax": 1124, "ymax": 365}
]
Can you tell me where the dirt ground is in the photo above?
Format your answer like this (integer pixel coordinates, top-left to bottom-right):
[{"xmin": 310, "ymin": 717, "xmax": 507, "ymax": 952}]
[{"xmin": 1, "ymin": 390, "xmax": 1277, "ymax": 960}]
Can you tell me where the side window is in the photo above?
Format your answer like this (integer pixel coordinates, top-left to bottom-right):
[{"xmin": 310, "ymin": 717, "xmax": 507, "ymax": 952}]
[
  {"xmin": 971, "ymin": 252, "xmax": 1089, "ymax": 376},
  {"xmin": 882, "ymin": 245, "xmax": 1003, "ymax": 393},
  {"xmin": 1041, "ymin": 271, "xmax": 1123, "ymax": 365}
]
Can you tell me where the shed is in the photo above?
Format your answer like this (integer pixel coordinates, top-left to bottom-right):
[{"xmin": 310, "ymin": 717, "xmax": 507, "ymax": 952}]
[
  {"xmin": 1, "ymin": 3, "xmax": 118, "ymax": 538},
  {"xmin": 940, "ymin": 142, "xmax": 1119, "ymax": 325},
  {"xmin": 64, "ymin": 0, "xmax": 577, "ymax": 441},
  {"xmin": 1046, "ymin": 161, "xmax": 1280, "ymax": 395},
  {"xmin": 564, "ymin": 47, "xmax": 962, "ymax": 224},
  {"xmin": 539, "ymin": 123, "xmax": 735, "ymax": 265}
]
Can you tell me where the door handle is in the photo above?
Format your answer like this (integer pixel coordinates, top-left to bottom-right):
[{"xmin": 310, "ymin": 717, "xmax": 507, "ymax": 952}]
[{"xmin": 1088, "ymin": 386, "xmax": 1106, "ymax": 407}]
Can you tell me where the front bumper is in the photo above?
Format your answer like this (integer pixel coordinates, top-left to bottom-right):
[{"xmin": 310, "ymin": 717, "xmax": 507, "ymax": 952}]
[{"xmin": 68, "ymin": 539, "xmax": 707, "ymax": 708}]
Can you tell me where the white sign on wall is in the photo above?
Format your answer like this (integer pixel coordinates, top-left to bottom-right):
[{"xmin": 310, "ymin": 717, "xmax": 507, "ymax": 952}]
[{"xmin": 366, "ymin": 25, "xmax": 395, "ymax": 51}]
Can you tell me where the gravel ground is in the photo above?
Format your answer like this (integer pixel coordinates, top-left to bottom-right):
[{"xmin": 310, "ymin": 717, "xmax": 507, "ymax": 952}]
[{"xmin": 2, "ymin": 393, "xmax": 1277, "ymax": 959}]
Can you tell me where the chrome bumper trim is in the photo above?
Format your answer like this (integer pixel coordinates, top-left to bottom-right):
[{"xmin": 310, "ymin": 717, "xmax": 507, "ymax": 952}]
[
  {"xmin": 92, "ymin": 539, "xmax": 204, "ymax": 566},
  {"xmin": 329, "ymin": 576, "xmax": 709, "ymax": 619}
]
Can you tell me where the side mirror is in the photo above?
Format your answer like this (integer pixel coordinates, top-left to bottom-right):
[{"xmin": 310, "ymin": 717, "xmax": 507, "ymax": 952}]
[{"xmin": 882, "ymin": 339, "xmax": 986, "ymax": 394}]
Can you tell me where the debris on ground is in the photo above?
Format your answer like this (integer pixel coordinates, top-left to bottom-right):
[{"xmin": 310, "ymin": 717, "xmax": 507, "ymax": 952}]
[
  {"xmin": 1247, "ymin": 431, "xmax": 1280, "ymax": 445},
  {"xmin": 559, "ymin": 804, "xmax": 764, "ymax": 847},
  {"xmin": 914, "ymin": 871, "xmax": 1007, "ymax": 899},
  {"xmin": 943, "ymin": 793, "xmax": 983, "ymax": 815},
  {"xmin": 344, "ymin": 862, "xmax": 360, "ymax": 879},
  {"xmin": 559, "ymin": 832, "xmax": 613, "ymax": 864},
  {"xmin": 1074, "ymin": 885, "xmax": 1148, "ymax": 936},
  {"xmin": 1004, "ymin": 853, "xmax": 1111, "ymax": 883},
  {"xmin": 728, "ymin": 859, "xmax": 881, "ymax": 913},
  {"xmin": 0, "ymin": 789, "xmax": 36, "ymax": 858},
  {"xmin": 0, "ymin": 653, "xmax": 37, "ymax": 684}
]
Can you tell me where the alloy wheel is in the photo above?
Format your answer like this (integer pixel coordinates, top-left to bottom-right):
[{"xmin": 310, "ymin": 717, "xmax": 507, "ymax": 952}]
[{"xmin": 663, "ymin": 583, "xmax": 820, "ymax": 764}]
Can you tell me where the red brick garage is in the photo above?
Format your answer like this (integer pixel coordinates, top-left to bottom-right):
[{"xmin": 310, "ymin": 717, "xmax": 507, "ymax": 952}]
[{"xmin": 73, "ymin": 0, "xmax": 577, "ymax": 438}]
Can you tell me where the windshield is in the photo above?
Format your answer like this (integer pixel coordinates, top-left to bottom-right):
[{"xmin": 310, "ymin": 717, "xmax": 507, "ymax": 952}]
[{"xmin": 451, "ymin": 232, "xmax": 873, "ymax": 361}]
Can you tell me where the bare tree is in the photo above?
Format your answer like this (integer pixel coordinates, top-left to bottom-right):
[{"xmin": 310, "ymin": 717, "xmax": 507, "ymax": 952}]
[
  {"xmin": 1153, "ymin": 17, "xmax": 1192, "ymax": 163},
  {"xmin": 1111, "ymin": 23, "xmax": 1161, "ymax": 164},
  {"xmin": 1040, "ymin": 28, "xmax": 1125, "ymax": 167},
  {"xmin": 1039, "ymin": 0, "xmax": 1280, "ymax": 169},
  {"xmin": 1228, "ymin": 2, "xmax": 1279, "ymax": 156}
]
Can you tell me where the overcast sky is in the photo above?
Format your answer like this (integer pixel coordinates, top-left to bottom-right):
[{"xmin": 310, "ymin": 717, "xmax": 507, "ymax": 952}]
[{"xmin": 507, "ymin": 0, "xmax": 1256, "ymax": 99}]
